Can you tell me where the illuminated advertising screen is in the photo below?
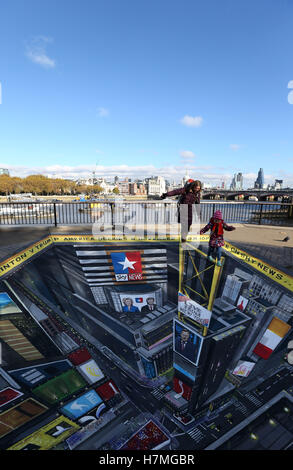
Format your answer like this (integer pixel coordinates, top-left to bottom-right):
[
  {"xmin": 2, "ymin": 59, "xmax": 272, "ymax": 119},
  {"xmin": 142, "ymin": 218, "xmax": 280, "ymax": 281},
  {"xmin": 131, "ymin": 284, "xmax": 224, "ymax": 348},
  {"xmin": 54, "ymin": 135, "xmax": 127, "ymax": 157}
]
[
  {"xmin": 236, "ymin": 295, "xmax": 249, "ymax": 312},
  {"xmin": 0, "ymin": 398, "xmax": 47, "ymax": 438},
  {"xmin": 173, "ymin": 377, "xmax": 192, "ymax": 401},
  {"xmin": 32, "ymin": 369, "xmax": 87, "ymax": 405},
  {"xmin": 0, "ymin": 292, "xmax": 21, "ymax": 315},
  {"xmin": 8, "ymin": 415, "xmax": 79, "ymax": 450},
  {"xmin": 120, "ymin": 420, "xmax": 170, "ymax": 450},
  {"xmin": 61, "ymin": 390, "xmax": 103, "ymax": 420},
  {"xmin": 173, "ymin": 319, "xmax": 203, "ymax": 366},
  {"xmin": 68, "ymin": 347, "xmax": 92, "ymax": 366},
  {"xmin": 96, "ymin": 380, "xmax": 120, "ymax": 401},
  {"xmin": 232, "ymin": 360, "xmax": 256, "ymax": 377},
  {"xmin": 77, "ymin": 359, "xmax": 104, "ymax": 384},
  {"xmin": 141, "ymin": 356, "xmax": 156, "ymax": 379},
  {"xmin": 253, "ymin": 317, "xmax": 291, "ymax": 360},
  {"xmin": 178, "ymin": 292, "xmax": 212, "ymax": 329},
  {"xmin": 9, "ymin": 360, "xmax": 72, "ymax": 388},
  {"xmin": 0, "ymin": 387, "xmax": 23, "ymax": 407},
  {"xmin": 119, "ymin": 293, "xmax": 157, "ymax": 313},
  {"xmin": 111, "ymin": 251, "xmax": 143, "ymax": 281}
]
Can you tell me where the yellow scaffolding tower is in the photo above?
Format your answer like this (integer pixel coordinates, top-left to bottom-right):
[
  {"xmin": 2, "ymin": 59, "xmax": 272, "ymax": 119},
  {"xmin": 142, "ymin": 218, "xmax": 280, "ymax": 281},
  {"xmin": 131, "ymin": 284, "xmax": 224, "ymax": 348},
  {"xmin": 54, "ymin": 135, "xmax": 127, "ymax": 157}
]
[{"xmin": 178, "ymin": 241, "xmax": 225, "ymax": 336}]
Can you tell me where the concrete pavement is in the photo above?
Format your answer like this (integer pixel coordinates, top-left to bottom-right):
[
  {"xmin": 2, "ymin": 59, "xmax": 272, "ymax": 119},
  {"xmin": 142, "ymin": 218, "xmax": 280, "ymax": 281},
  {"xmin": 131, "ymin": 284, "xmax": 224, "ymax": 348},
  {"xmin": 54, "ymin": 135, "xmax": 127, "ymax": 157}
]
[{"xmin": 0, "ymin": 223, "xmax": 292, "ymax": 275}]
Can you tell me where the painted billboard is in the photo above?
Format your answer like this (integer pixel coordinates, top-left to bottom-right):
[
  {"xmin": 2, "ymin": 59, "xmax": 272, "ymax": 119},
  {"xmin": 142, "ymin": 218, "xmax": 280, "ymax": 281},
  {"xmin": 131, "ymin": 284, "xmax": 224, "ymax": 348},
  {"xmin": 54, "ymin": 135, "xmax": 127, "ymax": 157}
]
[
  {"xmin": 253, "ymin": 317, "xmax": 291, "ymax": 360},
  {"xmin": 96, "ymin": 380, "xmax": 120, "ymax": 402},
  {"xmin": 173, "ymin": 319, "xmax": 203, "ymax": 366},
  {"xmin": 173, "ymin": 377, "xmax": 192, "ymax": 401},
  {"xmin": 111, "ymin": 251, "xmax": 143, "ymax": 282},
  {"xmin": 0, "ymin": 398, "xmax": 47, "ymax": 439},
  {"xmin": 232, "ymin": 360, "xmax": 256, "ymax": 377},
  {"xmin": 120, "ymin": 294, "xmax": 157, "ymax": 313},
  {"xmin": 77, "ymin": 359, "xmax": 104, "ymax": 384},
  {"xmin": 32, "ymin": 369, "xmax": 87, "ymax": 405},
  {"xmin": 68, "ymin": 347, "xmax": 92, "ymax": 366},
  {"xmin": 60, "ymin": 390, "xmax": 103, "ymax": 420},
  {"xmin": 9, "ymin": 360, "xmax": 72, "ymax": 388},
  {"xmin": 8, "ymin": 415, "xmax": 79, "ymax": 450},
  {"xmin": 178, "ymin": 292, "xmax": 212, "ymax": 329},
  {"xmin": 0, "ymin": 293, "xmax": 21, "ymax": 315},
  {"xmin": 236, "ymin": 295, "xmax": 249, "ymax": 312},
  {"xmin": 0, "ymin": 387, "xmax": 23, "ymax": 407}
]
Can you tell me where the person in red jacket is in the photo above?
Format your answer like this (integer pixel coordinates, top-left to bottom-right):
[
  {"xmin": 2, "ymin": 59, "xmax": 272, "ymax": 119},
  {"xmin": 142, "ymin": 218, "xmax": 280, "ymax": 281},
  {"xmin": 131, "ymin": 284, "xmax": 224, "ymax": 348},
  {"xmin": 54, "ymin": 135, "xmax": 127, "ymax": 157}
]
[
  {"xmin": 161, "ymin": 180, "xmax": 202, "ymax": 242},
  {"xmin": 200, "ymin": 210, "xmax": 235, "ymax": 266}
]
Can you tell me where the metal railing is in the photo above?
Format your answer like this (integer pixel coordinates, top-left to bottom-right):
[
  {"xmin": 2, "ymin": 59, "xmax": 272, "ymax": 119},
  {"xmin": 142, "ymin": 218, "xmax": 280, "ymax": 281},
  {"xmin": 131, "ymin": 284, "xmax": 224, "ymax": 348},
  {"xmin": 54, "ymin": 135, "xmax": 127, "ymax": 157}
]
[{"xmin": 0, "ymin": 200, "xmax": 292, "ymax": 227}]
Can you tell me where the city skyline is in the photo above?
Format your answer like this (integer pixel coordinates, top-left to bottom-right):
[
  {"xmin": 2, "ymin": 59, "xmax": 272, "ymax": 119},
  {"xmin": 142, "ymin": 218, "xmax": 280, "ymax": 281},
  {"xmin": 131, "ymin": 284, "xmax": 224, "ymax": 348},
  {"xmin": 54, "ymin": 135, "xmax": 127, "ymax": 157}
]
[
  {"xmin": 0, "ymin": 1, "xmax": 293, "ymax": 187},
  {"xmin": 0, "ymin": 165, "xmax": 290, "ymax": 191}
]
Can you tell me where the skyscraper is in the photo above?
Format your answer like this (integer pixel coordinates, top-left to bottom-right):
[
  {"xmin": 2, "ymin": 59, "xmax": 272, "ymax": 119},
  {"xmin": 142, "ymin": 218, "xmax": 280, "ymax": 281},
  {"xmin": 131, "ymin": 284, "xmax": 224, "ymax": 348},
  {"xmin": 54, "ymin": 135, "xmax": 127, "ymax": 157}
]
[
  {"xmin": 254, "ymin": 168, "xmax": 264, "ymax": 189},
  {"xmin": 230, "ymin": 173, "xmax": 243, "ymax": 190}
]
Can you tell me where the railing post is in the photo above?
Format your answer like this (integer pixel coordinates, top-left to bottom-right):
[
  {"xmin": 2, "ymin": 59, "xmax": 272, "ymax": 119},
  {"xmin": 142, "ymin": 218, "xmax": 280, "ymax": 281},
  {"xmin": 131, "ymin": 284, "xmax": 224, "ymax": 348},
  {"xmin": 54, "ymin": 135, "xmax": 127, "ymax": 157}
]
[
  {"xmin": 110, "ymin": 202, "xmax": 114, "ymax": 228},
  {"xmin": 53, "ymin": 203, "xmax": 57, "ymax": 227},
  {"xmin": 259, "ymin": 203, "xmax": 263, "ymax": 225}
]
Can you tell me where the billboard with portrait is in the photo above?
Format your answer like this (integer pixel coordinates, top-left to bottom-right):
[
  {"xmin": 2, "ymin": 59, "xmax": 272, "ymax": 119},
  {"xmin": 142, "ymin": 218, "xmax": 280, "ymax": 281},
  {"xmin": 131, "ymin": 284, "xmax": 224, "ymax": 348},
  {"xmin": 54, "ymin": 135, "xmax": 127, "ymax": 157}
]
[
  {"xmin": 119, "ymin": 293, "xmax": 157, "ymax": 314},
  {"xmin": 173, "ymin": 319, "xmax": 203, "ymax": 366}
]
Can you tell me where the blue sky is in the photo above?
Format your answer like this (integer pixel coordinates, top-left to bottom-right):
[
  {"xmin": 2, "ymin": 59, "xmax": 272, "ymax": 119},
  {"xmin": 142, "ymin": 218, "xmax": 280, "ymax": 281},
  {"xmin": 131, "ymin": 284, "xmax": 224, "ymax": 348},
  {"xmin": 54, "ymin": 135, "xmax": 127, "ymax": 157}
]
[{"xmin": 0, "ymin": 0, "xmax": 293, "ymax": 187}]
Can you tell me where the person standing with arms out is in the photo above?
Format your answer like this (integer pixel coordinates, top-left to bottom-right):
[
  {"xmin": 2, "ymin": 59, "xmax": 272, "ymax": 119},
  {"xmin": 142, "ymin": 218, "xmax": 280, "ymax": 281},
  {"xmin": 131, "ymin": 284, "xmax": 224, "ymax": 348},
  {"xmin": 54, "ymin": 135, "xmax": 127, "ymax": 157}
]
[
  {"xmin": 200, "ymin": 210, "xmax": 235, "ymax": 266},
  {"xmin": 161, "ymin": 180, "xmax": 202, "ymax": 242}
]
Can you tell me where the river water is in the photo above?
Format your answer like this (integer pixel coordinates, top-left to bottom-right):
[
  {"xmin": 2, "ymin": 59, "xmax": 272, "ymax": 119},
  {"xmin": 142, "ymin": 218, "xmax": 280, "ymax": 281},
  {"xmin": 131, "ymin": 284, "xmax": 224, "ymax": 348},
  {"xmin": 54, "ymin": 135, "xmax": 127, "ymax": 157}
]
[{"xmin": 0, "ymin": 200, "xmax": 289, "ymax": 226}]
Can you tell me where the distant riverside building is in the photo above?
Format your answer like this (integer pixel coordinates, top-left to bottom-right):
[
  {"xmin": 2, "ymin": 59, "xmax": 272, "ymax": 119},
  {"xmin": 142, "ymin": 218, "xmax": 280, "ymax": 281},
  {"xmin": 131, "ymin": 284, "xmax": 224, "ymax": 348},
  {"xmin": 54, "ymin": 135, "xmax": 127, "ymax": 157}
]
[
  {"xmin": 166, "ymin": 180, "xmax": 181, "ymax": 191},
  {"xmin": 0, "ymin": 168, "xmax": 9, "ymax": 176},
  {"xmin": 75, "ymin": 176, "xmax": 115, "ymax": 193},
  {"xmin": 181, "ymin": 171, "xmax": 191, "ymax": 186},
  {"xmin": 230, "ymin": 173, "xmax": 243, "ymax": 190},
  {"xmin": 254, "ymin": 168, "xmax": 265, "ymax": 189},
  {"xmin": 145, "ymin": 176, "xmax": 166, "ymax": 195},
  {"xmin": 129, "ymin": 182, "xmax": 147, "ymax": 195},
  {"xmin": 118, "ymin": 178, "xmax": 131, "ymax": 195},
  {"xmin": 274, "ymin": 179, "xmax": 283, "ymax": 190}
]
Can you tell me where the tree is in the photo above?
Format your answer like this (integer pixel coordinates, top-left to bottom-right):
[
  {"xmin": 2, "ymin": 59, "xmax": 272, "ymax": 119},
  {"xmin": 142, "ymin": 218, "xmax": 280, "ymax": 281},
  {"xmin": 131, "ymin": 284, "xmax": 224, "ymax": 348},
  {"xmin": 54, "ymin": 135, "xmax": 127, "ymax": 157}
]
[
  {"xmin": 113, "ymin": 187, "xmax": 119, "ymax": 194},
  {"xmin": 0, "ymin": 175, "xmax": 14, "ymax": 195}
]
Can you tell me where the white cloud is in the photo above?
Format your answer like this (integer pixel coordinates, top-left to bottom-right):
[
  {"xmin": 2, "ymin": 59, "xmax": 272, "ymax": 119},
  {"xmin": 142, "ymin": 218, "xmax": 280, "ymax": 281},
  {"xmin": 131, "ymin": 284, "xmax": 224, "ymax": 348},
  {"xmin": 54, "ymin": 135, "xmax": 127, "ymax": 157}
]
[
  {"xmin": 25, "ymin": 36, "xmax": 56, "ymax": 69},
  {"xmin": 287, "ymin": 80, "xmax": 293, "ymax": 88},
  {"xmin": 97, "ymin": 107, "xmax": 109, "ymax": 117},
  {"xmin": 180, "ymin": 150, "xmax": 196, "ymax": 159},
  {"xmin": 180, "ymin": 115, "xmax": 203, "ymax": 128},
  {"xmin": 230, "ymin": 144, "xmax": 240, "ymax": 151}
]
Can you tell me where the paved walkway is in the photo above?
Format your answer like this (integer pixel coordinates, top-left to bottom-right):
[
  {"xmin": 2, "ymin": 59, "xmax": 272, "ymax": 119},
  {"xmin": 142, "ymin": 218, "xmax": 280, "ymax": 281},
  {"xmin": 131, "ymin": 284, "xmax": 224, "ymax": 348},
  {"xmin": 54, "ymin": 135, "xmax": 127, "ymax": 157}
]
[
  {"xmin": 0, "ymin": 223, "xmax": 292, "ymax": 276},
  {"xmin": 222, "ymin": 224, "xmax": 293, "ymax": 276}
]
